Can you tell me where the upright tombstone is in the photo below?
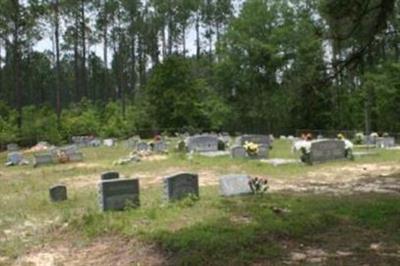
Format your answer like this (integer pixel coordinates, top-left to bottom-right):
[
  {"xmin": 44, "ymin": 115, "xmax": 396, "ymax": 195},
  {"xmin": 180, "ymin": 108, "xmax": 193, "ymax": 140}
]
[
  {"xmin": 219, "ymin": 175, "xmax": 252, "ymax": 196},
  {"xmin": 7, "ymin": 143, "xmax": 19, "ymax": 152},
  {"xmin": 136, "ymin": 142, "xmax": 149, "ymax": 152},
  {"xmin": 101, "ymin": 171, "xmax": 120, "ymax": 180},
  {"xmin": 98, "ymin": 179, "xmax": 140, "ymax": 211},
  {"xmin": 375, "ymin": 137, "xmax": 395, "ymax": 148},
  {"xmin": 231, "ymin": 146, "xmax": 247, "ymax": 158},
  {"xmin": 163, "ymin": 173, "xmax": 199, "ymax": 201},
  {"xmin": 33, "ymin": 153, "xmax": 54, "ymax": 167},
  {"xmin": 187, "ymin": 135, "xmax": 219, "ymax": 152},
  {"xmin": 7, "ymin": 152, "xmax": 23, "ymax": 165},
  {"xmin": 104, "ymin": 139, "xmax": 115, "ymax": 147},
  {"xmin": 49, "ymin": 185, "xmax": 67, "ymax": 202},
  {"xmin": 309, "ymin": 139, "xmax": 346, "ymax": 164},
  {"xmin": 153, "ymin": 141, "xmax": 167, "ymax": 153},
  {"xmin": 257, "ymin": 144, "xmax": 269, "ymax": 159}
]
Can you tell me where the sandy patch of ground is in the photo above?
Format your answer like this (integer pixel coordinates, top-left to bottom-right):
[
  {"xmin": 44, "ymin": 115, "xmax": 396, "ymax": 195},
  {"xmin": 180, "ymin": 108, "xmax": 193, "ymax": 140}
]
[
  {"xmin": 14, "ymin": 236, "xmax": 165, "ymax": 266},
  {"xmin": 60, "ymin": 174, "xmax": 99, "ymax": 190},
  {"xmin": 269, "ymin": 163, "xmax": 400, "ymax": 194},
  {"xmin": 59, "ymin": 162, "xmax": 400, "ymax": 195}
]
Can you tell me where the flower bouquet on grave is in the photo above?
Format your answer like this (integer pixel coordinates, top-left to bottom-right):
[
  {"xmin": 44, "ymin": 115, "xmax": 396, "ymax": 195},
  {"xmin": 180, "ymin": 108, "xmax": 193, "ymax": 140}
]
[
  {"xmin": 56, "ymin": 150, "xmax": 69, "ymax": 164},
  {"xmin": 248, "ymin": 176, "xmax": 269, "ymax": 195},
  {"xmin": 243, "ymin": 141, "xmax": 259, "ymax": 158}
]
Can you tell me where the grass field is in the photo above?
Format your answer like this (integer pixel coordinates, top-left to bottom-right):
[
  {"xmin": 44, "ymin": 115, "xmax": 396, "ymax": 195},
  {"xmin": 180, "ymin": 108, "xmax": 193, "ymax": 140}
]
[{"xmin": 0, "ymin": 140, "xmax": 399, "ymax": 265}]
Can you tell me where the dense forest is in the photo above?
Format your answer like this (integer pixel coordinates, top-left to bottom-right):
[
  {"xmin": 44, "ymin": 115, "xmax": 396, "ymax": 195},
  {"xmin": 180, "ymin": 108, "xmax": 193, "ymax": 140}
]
[{"xmin": 0, "ymin": 0, "xmax": 399, "ymax": 145}]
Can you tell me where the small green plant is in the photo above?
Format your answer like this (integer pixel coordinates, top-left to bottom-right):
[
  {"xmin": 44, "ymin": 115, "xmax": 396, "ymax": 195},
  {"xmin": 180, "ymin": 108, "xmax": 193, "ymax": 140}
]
[
  {"xmin": 248, "ymin": 177, "xmax": 269, "ymax": 195},
  {"xmin": 177, "ymin": 194, "xmax": 199, "ymax": 207}
]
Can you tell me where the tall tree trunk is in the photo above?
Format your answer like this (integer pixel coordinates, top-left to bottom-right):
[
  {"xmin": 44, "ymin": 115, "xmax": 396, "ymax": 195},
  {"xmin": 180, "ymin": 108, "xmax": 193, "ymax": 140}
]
[
  {"xmin": 168, "ymin": 18, "xmax": 173, "ymax": 55},
  {"xmin": 130, "ymin": 34, "xmax": 136, "ymax": 97},
  {"xmin": 12, "ymin": 0, "xmax": 22, "ymax": 128},
  {"xmin": 161, "ymin": 25, "xmax": 166, "ymax": 59},
  {"xmin": 74, "ymin": 13, "xmax": 80, "ymax": 102},
  {"xmin": 0, "ymin": 42, "xmax": 2, "ymax": 97},
  {"xmin": 54, "ymin": 0, "xmax": 62, "ymax": 123},
  {"xmin": 80, "ymin": 0, "xmax": 87, "ymax": 98},
  {"xmin": 196, "ymin": 14, "xmax": 200, "ymax": 59},
  {"xmin": 103, "ymin": 8, "xmax": 108, "ymax": 101},
  {"xmin": 182, "ymin": 24, "xmax": 186, "ymax": 56}
]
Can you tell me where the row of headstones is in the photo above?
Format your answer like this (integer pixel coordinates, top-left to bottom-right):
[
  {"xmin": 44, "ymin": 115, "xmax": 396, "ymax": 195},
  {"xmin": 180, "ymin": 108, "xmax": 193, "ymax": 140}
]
[
  {"xmin": 136, "ymin": 141, "xmax": 168, "ymax": 153},
  {"xmin": 365, "ymin": 136, "xmax": 396, "ymax": 148},
  {"xmin": 33, "ymin": 145, "xmax": 83, "ymax": 167},
  {"xmin": 185, "ymin": 134, "xmax": 272, "ymax": 156},
  {"xmin": 50, "ymin": 172, "xmax": 254, "ymax": 211}
]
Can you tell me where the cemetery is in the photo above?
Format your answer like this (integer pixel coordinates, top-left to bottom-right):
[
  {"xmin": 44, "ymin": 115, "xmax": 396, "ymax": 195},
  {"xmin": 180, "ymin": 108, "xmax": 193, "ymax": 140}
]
[
  {"xmin": 0, "ymin": 0, "xmax": 399, "ymax": 265},
  {"xmin": 0, "ymin": 134, "xmax": 400, "ymax": 265}
]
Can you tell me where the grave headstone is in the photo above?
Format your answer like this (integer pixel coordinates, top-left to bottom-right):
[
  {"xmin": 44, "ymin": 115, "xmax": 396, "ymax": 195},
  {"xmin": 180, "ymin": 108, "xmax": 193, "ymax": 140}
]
[
  {"xmin": 33, "ymin": 153, "xmax": 54, "ymax": 167},
  {"xmin": 104, "ymin": 139, "xmax": 115, "ymax": 147},
  {"xmin": 309, "ymin": 139, "xmax": 346, "ymax": 164},
  {"xmin": 49, "ymin": 185, "xmax": 67, "ymax": 202},
  {"xmin": 136, "ymin": 142, "xmax": 149, "ymax": 152},
  {"xmin": 7, "ymin": 152, "xmax": 23, "ymax": 165},
  {"xmin": 256, "ymin": 144, "xmax": 269, "ymax": 159},
  {"xmin": 187, "ymin": 135, "xmax": 219, "ymax": 152},
  {"xmin": 101, "ymin": 171, "xmax": 120, "ymax": 180},
  {"xmin": 219, "ymin": 175, "xmax": 252, "ymax": 196},
  {"xmin": 153, "ymin": 141, "xmax": 167, "ymax": 153},
  {"xmin": 98, "ymin": 179, "xmax": 140, "ymax": 211},
  {"xmin": 375, "ymin": 137, "xmax": 395, "ymax": 148},
  {"xmin": 7, "ymin": 143, "xmax": 19, "ymax": 152},
  {"xmin": 163, "ymin": 173, "xmax": 199, "ymax": 201},
  {"xmin": 231, "ymin": 146, "xmax": 247, "ymax": 158}
]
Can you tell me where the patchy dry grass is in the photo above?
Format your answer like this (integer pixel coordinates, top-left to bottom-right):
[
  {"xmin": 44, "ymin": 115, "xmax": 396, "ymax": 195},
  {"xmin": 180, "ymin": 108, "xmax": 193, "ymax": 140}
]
[{"xmin": 0, "ymin": 140, "xmax": 399, "ymax": 265}]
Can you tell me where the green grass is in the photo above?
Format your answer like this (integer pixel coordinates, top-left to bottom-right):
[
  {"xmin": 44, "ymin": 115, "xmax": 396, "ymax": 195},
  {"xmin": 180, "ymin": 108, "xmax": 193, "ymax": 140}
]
[{"xmin": 0, "ymin": 139, "xmax": 399, "ymax": 265}]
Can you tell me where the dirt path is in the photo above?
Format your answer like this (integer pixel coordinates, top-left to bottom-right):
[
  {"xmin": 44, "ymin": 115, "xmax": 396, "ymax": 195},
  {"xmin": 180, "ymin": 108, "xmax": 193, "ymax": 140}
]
[
  {"xmin": 269, "ymin": 163, "xmax": 400, "ymax": 194},
  {"xmin": 14, "ymin": 236, "xmax": 165, "ymax": 266}
]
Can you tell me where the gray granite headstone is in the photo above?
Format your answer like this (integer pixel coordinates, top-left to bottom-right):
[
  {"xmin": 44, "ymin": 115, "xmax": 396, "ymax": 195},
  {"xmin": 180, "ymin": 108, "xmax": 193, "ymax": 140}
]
[
  {"xmin": 136, "ymin": 142, "xmax": 149, "ymax": 152},
  {"xmin": 309, "ymin": 139, "xmax": 346, "ymax": 164},
  {"xmin": 164, "ymin": 173, "xmax": 199, "ymax": 201},
  {"xmin": 101, "ymin": 171, "xmax": 120, "ymax": 180},
  {"xmin": 7, "ymin": 152, "xmax": 23, "ymax": 165},
  {"xmin": 33, "ymin": 153, "xmax": 54, "ymax": 167},
  {"xmin": 187, "ymin": 135, "xmax": 219, "ymax": 152},
  {"xmin": 153, "ymin": 141, "xmax": 167, "ymax": 153},
  {"xmin": 375, "ymin": 137, "xmax": 395, "ymax": 148},
  {"xmin": 219, "ymin": 175, "xmax": 252, "ymax": 196},
  {"xmin": 49, "ymin": 185, "xmax": 67, "ymax": 202},
  {"xmin": 257, "ymin": 144, "xmax": 269, "ymax": 159},
  {"xmin": 98, "ymin": 179, "xmax": 140, "ymax": 211},
  {"xmin": 231, "ymin": 146, "xmax": 247, "ymax": 158},
  {"xmin": 7, "ymin": 143, "xmax": 19, "ymax": 152}
]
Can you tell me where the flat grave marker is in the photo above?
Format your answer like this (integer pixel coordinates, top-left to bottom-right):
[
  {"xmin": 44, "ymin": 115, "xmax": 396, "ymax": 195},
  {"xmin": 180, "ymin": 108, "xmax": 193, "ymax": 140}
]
[{"xmin": 219, "ymin": 175, "xmax": 252, "ymax": 196}]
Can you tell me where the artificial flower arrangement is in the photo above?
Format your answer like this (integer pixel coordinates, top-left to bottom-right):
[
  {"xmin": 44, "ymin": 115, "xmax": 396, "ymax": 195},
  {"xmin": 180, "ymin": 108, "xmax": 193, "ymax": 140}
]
[
  {"xmin": 248, "ymin": 176, "xmax": 269, "ymax": 195},
  {"xmin": 243, "ymin": 141, "xmax": 259, "ymax": 156}
]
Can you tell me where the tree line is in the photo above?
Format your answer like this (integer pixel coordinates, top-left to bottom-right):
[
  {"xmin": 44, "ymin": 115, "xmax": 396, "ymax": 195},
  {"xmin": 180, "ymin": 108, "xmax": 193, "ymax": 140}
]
[{"xmin": 0, "ymin": 0, "xmax": 398, "ymax": 145}]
